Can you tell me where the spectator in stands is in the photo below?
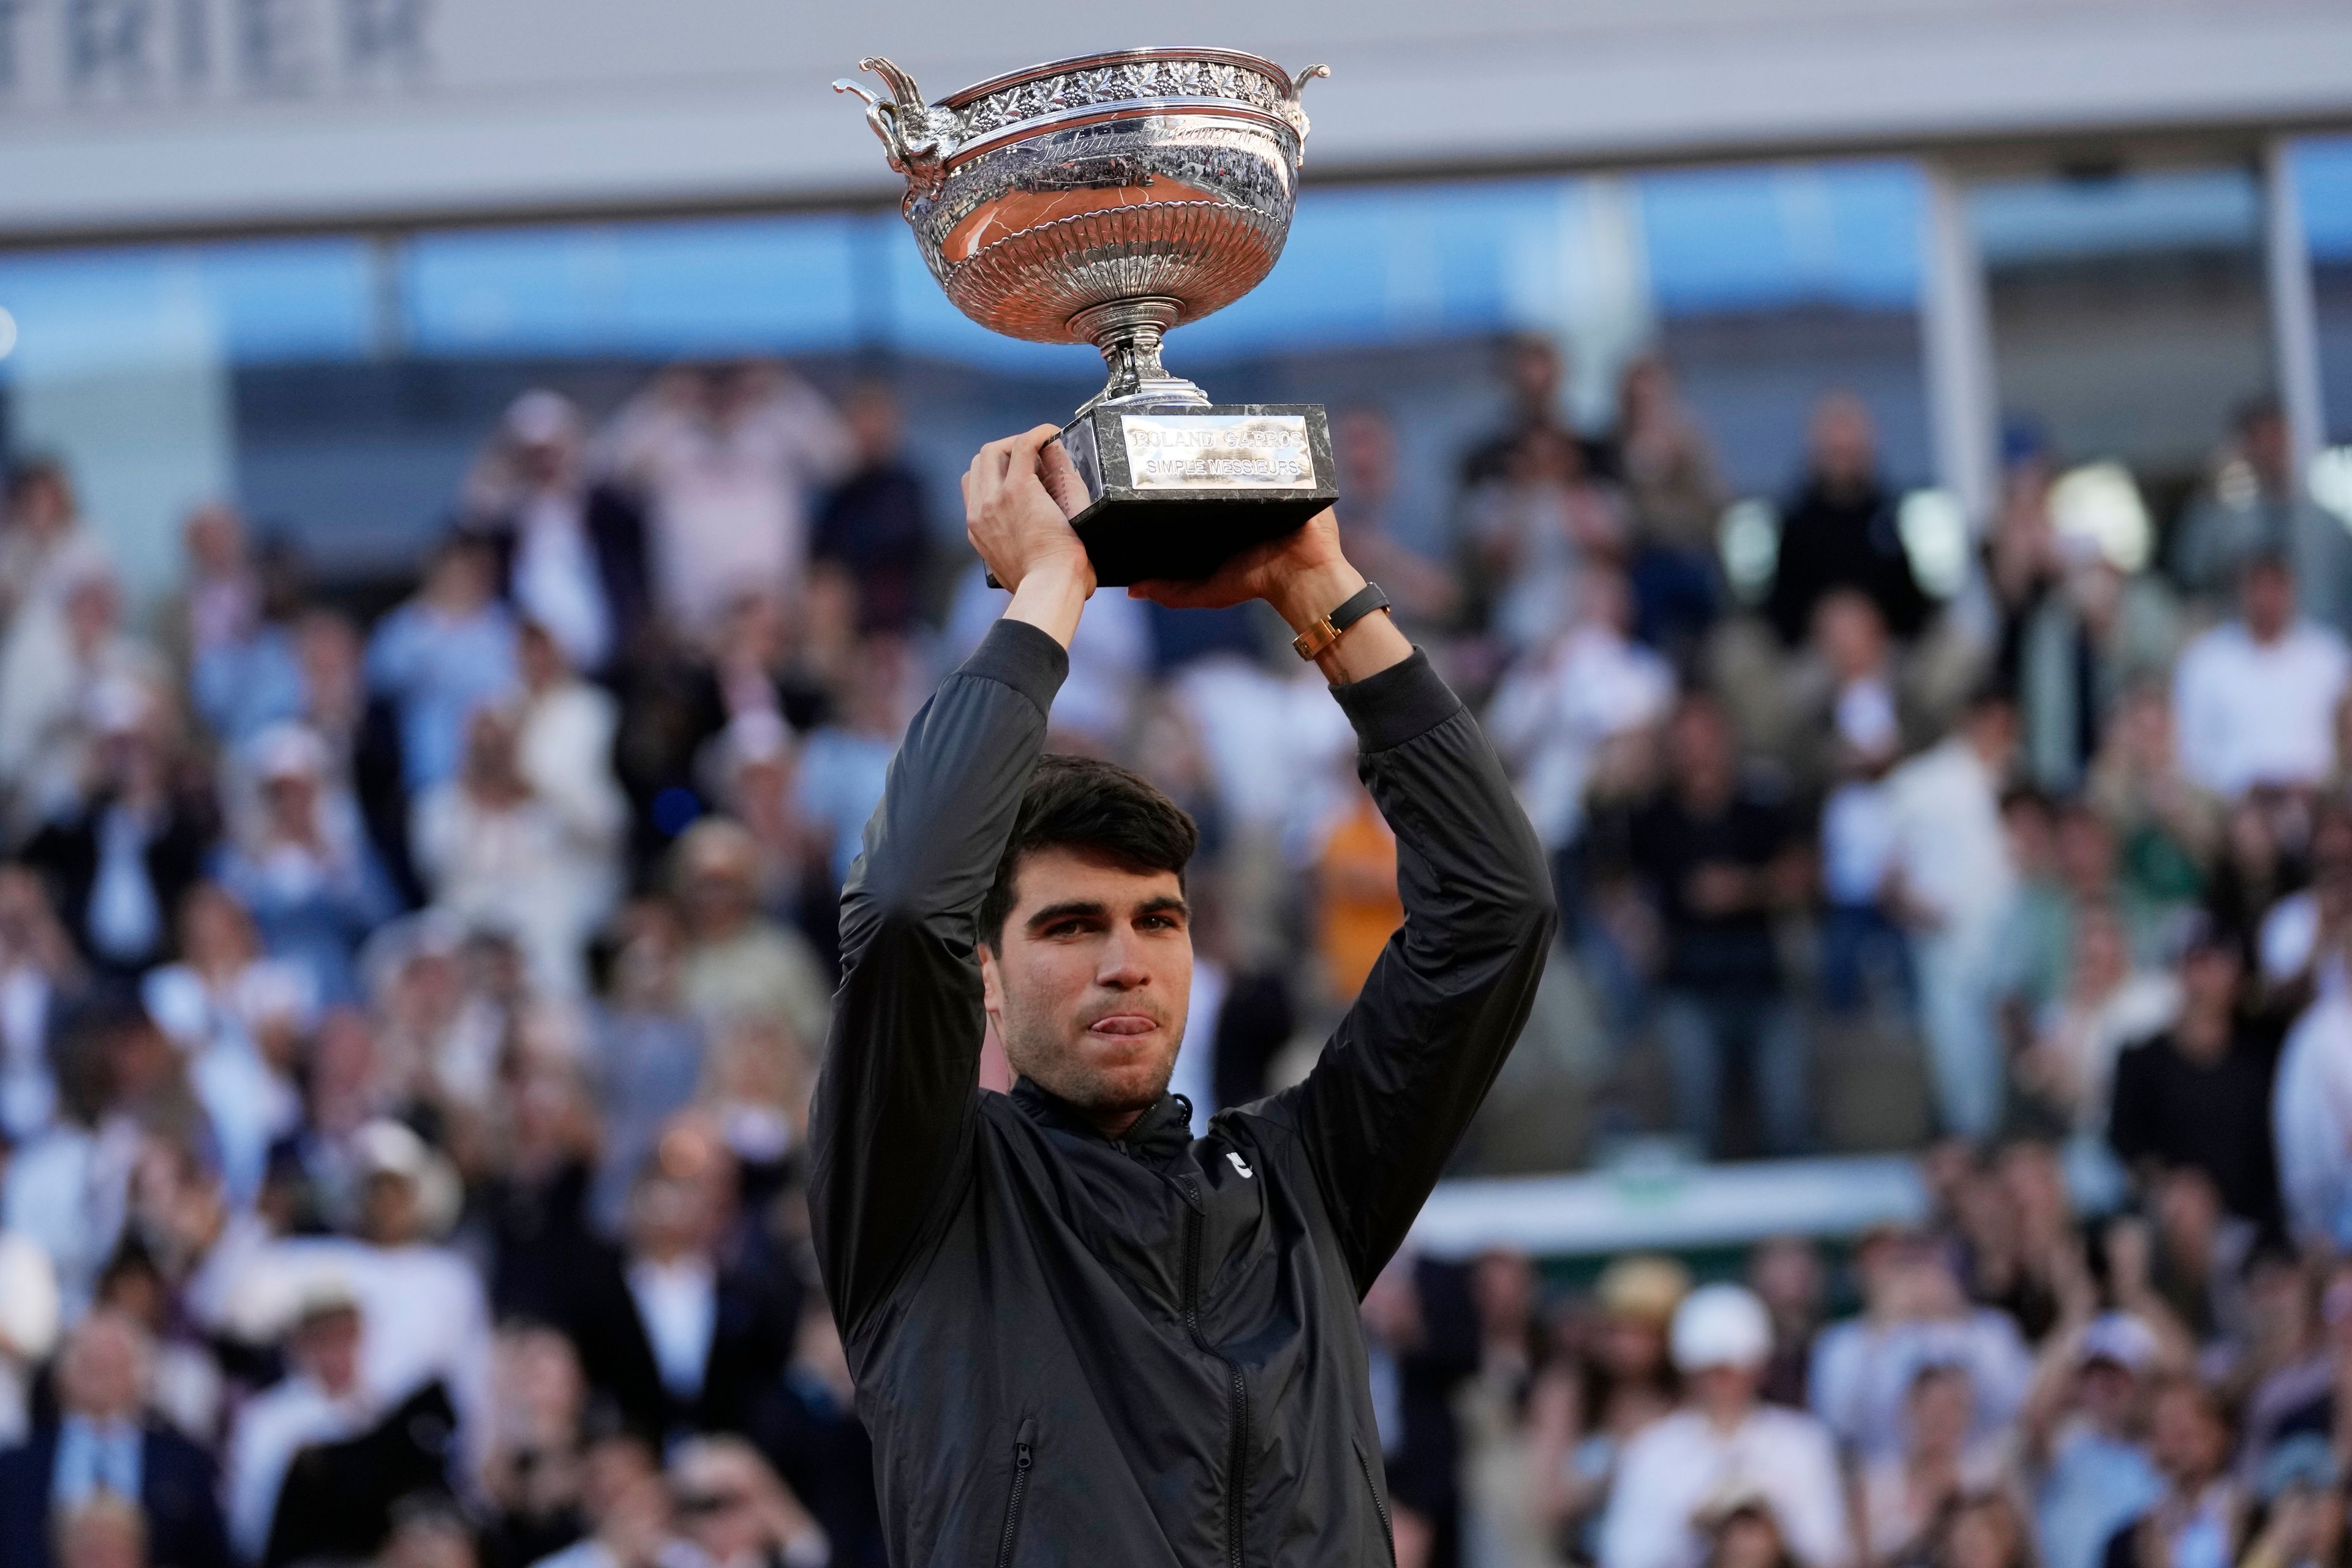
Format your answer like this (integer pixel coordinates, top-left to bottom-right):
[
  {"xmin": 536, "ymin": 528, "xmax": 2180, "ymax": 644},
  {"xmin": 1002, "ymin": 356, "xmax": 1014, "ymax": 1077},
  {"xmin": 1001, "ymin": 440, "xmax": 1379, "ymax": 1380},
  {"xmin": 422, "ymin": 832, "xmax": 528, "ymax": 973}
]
[
  {"xmin": 176, "ymin": 506, "xmax": 306, "ymax": 750},
  {"xmin": 752, "ymin": 1300, "xmax": 886, "ymax": 1568},
  {"xmin": 0, "ymin": 864, "xmax": 80, "ymax": 1143},
  {"xmin": 810, "ymin": 382, "xmax": 933, "ymax": 636},
  {"xmin": 2237, "ymin": 1435, "xmax": 2347, "ymax": 1568},
  {"xmin": 412, "ymin": 703, "xmax": 603, "ymax": 997},
  {"xmin": 671, "ymin": 818, "xmax": 830, "ymax": 1051},
  {"xmin": 366, "ymin": 533, "xmax": 519, "ymax": 797},
  {"xmin": 1310, "ymin": 767, "xmax": 1404, "ymax": 1009},
  {"xmin": 598, "ymin": 361, "xmax": 855, "ymax": 632},
  {"xmin": 1487, "ymin": 565, "xmax": 1675, "ymax": 914},
  {"xmin": 214, "ymin": 722, "xmax": 398, "ymax": 1006},
  {"xmin": 1883, "ymin": 688, "xmax": 2020, "ymax": 1140},
  {"xmin": 2107, "ymin": 921, "xmax": 2282, "ymax": 1236},
  {"xmin": 225, "ymin": 1274, "xmax": 375, "ymax": 1563},
  {"xmin": 1461, "ymin": 334, "xmax": 1614, "ymax": 487},
  {"xmin": 0, "ymin": 564, "xmax": 170, "ymax": 837},
  {"xmin": 2278, "ymin": 940, "xmax": 2352, "ymax": 1240},
  {"xmin": 0, "ymin": 458, "xmax": 100, "ymax": 630},
  {"xmin": 1330, "ymin": 407, "xmax": 1461, "ymax": 635},
  {"xmin": 2086, "ymin": 685, "xmax": 2220, "ymax": 917},
  {"xmin": 0, "ymin": 1307, "xmax": 229, "ymax": 1568},
  {"xmin": 1811, "ymin": 592, "xmax": 1915, "ymax": 1018},
  {"xmin": 2100, "ymin": 1375, "xmax": 2242, "ymax": 1568},
  {"xmin": 2174, "ymin": 399, "xmax": 2352, "ymax": 635},
  {"xmin": 1750, "ymin": 1237, "xmax": 1826, "ymax": 1409},
  {"xmin": 1810, "ymin": 1227, "xmax": 2034, "ymax": 1464},
  {"xmin": 1855, "ymin": 1363, "xmax": 2009, "ymax": 1565},
  {"xmin": 474, "ymin": 1324, "xmax": 594, "ymax": 1568},
  {"xmin": 21, "ymin": 679, "xmax": 211, "ymax": 976},
  {"xmin": 272, "ymin": 1118, "xmax": 492, "ymax": 1477},
  {"xmin": 791, "ymin": 636, "xmax": 915, "ymax": 891},
  {"xmin": 1617, "ymin": 355, "xmax": 1727, "ymax": 655},
  {"xmin": 286, "ymin": 608, "xmax": 417, "ymax": 904},
  {"xmin": 1464, "ymin": 424, "xmax": 1630, "ymax": 655},
  {"xmin": 1765, "ymin": 393, "xmax": 1927, "ymax": 648},
  {"xmin": 1528, "ymin": 1255, "xmax": 1689, "ymax": 1559},
  {"xmin": 1926, "ymin": 1493, "xmax": 2039, "ymax": 1568},
  {"xmin": 560, "ymin": 1143, "xmax": 796, "ymax": 1446},
  {"xmin": 2018, "ymin": 1316, "xmax": 2165, "ymax": 1568},
  {"xmin": 2010, "ymin": 903, "xmax": 2177, "ymax": 1153},
  {"xmin": 1602, "ymin": 1284, "xmax": 1852, "ymax": 1568},
  {"xmin": 662, "ymin": 1435, "xmax": 831, "ymax": 1568},
  {"xmin": 464, "ymin": 390, "xmax": 652, "ymax": 682},
  {"xmin": 2173, "ymin": 553, "xmax": 2350, "ymax": 799},
  {"xmin": 513, "ymin": 622, "xmax": 628, "ymax": 919},
  {"xmin": 1629, "ymin": 693, "xmax": 1811, "ymax": 1156}
]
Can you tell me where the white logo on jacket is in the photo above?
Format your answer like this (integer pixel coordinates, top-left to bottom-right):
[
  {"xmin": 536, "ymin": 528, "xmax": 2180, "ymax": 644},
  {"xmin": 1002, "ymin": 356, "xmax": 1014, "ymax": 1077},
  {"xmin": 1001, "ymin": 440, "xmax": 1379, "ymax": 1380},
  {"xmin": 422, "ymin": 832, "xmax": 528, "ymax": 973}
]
[{"xmin": 1227, "ymin": 1152, "xmax": 1254, "ymax": 1179}]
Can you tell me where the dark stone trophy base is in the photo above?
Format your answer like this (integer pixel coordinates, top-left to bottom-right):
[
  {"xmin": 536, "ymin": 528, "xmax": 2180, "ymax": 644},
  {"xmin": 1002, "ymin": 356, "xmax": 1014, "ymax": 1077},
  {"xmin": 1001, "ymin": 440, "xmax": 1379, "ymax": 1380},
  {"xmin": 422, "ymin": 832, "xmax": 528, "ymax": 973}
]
[{"xmin": 1051, "ymin": 402, "xmax": 1338, "ymax": 587}]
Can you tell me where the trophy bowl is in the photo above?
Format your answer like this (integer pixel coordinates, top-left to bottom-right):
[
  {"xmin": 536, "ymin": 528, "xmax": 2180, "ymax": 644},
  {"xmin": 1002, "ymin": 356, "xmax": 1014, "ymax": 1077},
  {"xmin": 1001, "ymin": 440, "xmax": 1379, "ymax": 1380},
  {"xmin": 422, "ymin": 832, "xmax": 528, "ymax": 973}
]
[{"xmin": 837, "ymin": 48, "xmax": 1341, "ymax": 583}]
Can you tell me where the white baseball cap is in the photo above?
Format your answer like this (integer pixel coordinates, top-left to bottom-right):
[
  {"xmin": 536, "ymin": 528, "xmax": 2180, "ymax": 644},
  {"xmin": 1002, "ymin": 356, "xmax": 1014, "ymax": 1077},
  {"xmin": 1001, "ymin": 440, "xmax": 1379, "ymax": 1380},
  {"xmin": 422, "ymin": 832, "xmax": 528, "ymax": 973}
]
[{"xmin": 1671, "ymin": 1283, "xmax": 1773, "ymax": 1373}]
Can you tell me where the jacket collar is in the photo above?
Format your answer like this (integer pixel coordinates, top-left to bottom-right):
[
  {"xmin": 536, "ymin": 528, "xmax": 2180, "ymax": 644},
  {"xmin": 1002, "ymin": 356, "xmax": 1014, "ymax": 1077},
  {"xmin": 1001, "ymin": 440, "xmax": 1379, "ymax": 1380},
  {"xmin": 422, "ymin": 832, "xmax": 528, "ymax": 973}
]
[{"xmin": 1009, "ymin": 1079, "xmax": 1193, "ymax": 1165}]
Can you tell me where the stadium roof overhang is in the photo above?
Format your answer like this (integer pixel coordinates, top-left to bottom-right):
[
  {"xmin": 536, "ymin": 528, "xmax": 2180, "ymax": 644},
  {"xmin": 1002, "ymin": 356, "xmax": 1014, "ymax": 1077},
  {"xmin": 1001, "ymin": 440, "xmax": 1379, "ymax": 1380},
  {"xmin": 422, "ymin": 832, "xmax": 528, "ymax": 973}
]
[{"xmin": 0, "ymin": 0, "xmax": 2344, "ymax": 246}]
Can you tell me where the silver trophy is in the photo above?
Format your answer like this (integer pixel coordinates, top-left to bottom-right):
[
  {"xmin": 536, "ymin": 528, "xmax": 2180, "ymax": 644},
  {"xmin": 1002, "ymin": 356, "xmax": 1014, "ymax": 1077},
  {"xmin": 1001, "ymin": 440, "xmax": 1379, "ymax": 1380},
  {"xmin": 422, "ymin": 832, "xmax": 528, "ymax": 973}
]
[{"xmin": 836, "ymin": 48, "xmax": 1339, "ymax": 584}]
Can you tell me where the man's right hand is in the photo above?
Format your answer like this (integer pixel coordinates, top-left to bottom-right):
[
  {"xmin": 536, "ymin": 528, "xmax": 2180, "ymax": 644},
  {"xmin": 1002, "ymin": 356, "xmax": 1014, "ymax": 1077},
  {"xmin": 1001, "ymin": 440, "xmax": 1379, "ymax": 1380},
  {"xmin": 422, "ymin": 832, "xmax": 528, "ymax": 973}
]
[
  {"xmin": 963, "ymin": 425, "xmax": 1095, "ymax": 648},
  {"xmin": 963, "ymin": 426, "xmax": 1091, "ymax": 593}
]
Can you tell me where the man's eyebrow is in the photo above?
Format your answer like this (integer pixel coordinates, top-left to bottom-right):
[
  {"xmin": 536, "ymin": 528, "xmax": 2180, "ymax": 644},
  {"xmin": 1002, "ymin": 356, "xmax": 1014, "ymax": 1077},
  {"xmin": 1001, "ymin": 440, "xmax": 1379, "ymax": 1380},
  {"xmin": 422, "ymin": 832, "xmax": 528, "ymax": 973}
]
[
  {"xmin": 1134, "ymin": 895, "xmax": 1191, "ymax": 919},
  {"xmin": 1023, "ymin": 900, "xmax": 1108, "ymax": 930}
]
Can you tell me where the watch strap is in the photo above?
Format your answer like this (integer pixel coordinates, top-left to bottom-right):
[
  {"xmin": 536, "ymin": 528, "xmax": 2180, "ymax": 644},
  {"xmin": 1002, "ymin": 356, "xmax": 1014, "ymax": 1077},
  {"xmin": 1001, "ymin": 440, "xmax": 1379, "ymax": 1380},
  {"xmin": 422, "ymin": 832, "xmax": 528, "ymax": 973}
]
[{"xmin": 1292, "ymin": 581, "xmax": 1392, "ymax": 662}]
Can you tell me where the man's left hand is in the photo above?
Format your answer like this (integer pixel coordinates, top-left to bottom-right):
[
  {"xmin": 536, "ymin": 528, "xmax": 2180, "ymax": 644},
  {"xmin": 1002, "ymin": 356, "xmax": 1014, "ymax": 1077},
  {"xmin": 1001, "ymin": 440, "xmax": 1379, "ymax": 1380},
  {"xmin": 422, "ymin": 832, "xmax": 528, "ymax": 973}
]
[{"xmin": 1127, "ymin": 508, "xmax": 1411, "ymax": 684}]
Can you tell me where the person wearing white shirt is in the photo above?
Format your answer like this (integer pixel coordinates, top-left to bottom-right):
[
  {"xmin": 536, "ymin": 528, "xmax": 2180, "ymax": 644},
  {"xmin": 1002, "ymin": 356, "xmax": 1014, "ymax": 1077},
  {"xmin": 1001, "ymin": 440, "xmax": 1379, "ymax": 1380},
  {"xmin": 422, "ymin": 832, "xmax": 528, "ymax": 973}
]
[
  {"xmin": 257, "ymin": 1121, "xmax": 493, "ymax": 1483},
  {"xmin": 2173, "ymin": 555, "xmax": 2351, "ymax": 799},
  {"xmin": 225, "ymin": 1283, "xmax": 375, "ymax": 1563},
  {"xmin": 2272, "ymin": 984, "xmax": 2352, "ymax": 1250},
  {"xmin": 1600, "ymin": 1285, "xmax": 1853, "ymax": 1568},
  {"xmin": 1882, "ymin": 692, "xmax": 2021, "ymax": 1139},
  {"xmin": 597, "ymin": 363, "xmax": 856, "ymax": 631},
  {"xmin": 1485, "ymin": 567, "xmax": 1675, "ymax": 855},
  {"xmin": 1807, "ymin": 1233, "xmax": 2035, "ymax": 1463}
]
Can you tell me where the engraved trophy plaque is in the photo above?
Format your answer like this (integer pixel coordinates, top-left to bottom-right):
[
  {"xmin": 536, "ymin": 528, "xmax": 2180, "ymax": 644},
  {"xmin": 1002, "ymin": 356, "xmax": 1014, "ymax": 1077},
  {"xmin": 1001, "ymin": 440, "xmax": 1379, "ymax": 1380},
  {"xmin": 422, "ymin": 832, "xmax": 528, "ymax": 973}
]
[{"xmin": 835, "ymin": 49, "xmax": 1339, "ymax": 585}]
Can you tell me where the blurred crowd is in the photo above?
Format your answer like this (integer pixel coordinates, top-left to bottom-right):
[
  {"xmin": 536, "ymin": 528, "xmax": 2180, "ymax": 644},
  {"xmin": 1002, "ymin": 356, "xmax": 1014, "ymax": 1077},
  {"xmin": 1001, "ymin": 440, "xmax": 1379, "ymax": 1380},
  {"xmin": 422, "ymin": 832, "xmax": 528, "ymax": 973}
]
[{"xmin": 0, "ymin": 332, "xmax": 2348, "ymax": 1568}]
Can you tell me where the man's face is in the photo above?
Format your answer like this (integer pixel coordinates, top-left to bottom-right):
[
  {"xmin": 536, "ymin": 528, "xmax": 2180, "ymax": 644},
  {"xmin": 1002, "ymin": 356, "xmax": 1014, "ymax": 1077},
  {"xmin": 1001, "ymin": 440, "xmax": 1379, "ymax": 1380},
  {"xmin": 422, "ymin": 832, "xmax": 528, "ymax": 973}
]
[
  {"xmin": 295, "ymin": 1310, "xmax": 362, "ymax": 1395},
  {"xmin": 2245, "ymin": 563, "xmax": 2296, "ymax": 641},
  {"xmin": 981, "ymin": 847, "xmax": 1191, "ymax": 1124},
  {"xmin": 2076, "ymin": 1360, "xmax": 2137, "ymax": 1430},
  {"xmin": 2150, "ymin": 1386, "xmax": 2228, "ymax": 1482},
  {"xmin": 362, "ymin": 1171, "xmax": 424, "ymax": 1246},
  {"xmin": 59, "ymin": 1313, "xmax": 145, "ymax": 1422}
]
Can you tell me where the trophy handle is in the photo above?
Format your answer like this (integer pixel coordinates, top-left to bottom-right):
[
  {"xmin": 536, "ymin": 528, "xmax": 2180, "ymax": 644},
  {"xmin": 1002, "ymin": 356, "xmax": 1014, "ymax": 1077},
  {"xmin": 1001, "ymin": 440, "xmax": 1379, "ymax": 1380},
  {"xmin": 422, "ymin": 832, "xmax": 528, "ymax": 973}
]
[
  {"xmin": 834, "ymin": 56, "xmax": 954, "ymax": 198},
  {"xmin": 1282, "ymin": 64, "xmax": 1330, "ymax": 152}
]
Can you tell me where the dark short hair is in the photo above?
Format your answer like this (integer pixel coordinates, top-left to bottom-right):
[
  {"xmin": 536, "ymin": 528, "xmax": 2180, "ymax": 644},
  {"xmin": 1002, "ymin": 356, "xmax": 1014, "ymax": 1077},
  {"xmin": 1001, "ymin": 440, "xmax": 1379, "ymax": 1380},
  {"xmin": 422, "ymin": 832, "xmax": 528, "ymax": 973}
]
[{"xmin": 978, "ymin": 755, "xmax": 1199, "ymax": 948}]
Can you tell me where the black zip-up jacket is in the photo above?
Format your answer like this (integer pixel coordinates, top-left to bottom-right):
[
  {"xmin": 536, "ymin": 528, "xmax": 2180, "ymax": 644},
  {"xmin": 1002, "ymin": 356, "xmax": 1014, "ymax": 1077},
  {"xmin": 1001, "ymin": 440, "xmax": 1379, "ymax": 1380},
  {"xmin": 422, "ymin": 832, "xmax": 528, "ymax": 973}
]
[{"xmin": 809, "ymin": 618, "xmax": 1555, "ymax": 1568}]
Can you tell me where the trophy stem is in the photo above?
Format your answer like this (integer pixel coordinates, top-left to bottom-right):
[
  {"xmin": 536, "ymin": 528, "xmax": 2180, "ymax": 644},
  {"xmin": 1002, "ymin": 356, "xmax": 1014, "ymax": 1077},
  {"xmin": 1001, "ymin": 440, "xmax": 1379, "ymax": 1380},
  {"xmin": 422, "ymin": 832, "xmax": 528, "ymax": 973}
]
[{"xmin": 1072, "ymin": 298, "xmax": 1212, "ymax": 413}]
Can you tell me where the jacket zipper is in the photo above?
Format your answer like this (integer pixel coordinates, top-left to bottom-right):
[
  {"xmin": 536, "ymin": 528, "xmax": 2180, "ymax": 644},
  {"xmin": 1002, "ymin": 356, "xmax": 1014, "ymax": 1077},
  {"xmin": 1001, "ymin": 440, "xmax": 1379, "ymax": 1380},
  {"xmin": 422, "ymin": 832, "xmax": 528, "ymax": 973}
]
[
  {"xmin": 995, "ymin": 1435, "xmax": 1033, "ymax": 1568},
  {"xmin": 1178, "ymin": 1173, "xmax": 1248, "ymax": 1568},
  {"xmin": 1355, "ymin": 1441, "xmax": 1396, "ymax": 1567}
]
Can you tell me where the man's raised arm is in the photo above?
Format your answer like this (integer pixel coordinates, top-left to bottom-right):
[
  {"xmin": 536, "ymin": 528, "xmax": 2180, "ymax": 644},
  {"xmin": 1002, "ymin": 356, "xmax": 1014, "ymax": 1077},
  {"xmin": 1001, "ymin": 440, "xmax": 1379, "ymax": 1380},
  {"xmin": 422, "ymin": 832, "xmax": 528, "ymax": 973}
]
[
  {"xmin": 1129, "ymin": 511, "xmax": 1558, "ymax": 1297},
  {"xmin": 1282, "ymin": 641, "xmax": 1555, "ymax": 1291},
  {"xmin": 809, "ymin": 427, "xmax": 1093, "ymax": 1336}
]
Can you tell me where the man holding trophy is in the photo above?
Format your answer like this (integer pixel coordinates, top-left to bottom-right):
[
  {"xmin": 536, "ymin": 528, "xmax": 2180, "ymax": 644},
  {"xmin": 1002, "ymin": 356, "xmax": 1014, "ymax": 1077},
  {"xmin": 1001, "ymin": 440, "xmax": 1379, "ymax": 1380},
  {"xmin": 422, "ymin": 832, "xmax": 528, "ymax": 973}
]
[{"xmin": 810, "ymin": 48, "xmax": 1556, "ymax": 1566}]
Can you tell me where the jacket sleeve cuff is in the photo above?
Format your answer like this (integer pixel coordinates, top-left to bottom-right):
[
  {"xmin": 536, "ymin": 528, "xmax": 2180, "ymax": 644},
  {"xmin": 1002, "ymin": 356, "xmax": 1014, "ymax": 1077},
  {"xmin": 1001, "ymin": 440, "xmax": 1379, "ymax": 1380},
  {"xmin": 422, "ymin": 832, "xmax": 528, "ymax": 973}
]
[
  {"xmin": 1332, "ymin": 647, "xmax": 1464, "ymax": 753},
  {"xmin": 957, "ymin": 617, "xmax": 1071, "ymax": 716}
]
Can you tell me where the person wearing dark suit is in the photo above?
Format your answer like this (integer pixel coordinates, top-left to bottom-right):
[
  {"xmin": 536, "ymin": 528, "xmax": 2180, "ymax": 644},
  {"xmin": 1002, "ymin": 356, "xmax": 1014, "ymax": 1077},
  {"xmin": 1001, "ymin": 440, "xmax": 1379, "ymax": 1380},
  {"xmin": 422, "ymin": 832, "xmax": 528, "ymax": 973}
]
[
  {"xmin": 557, "ymin": 1156, "xmax": 799, "ymax": 1444},
  {"xmin": 0, "ymin": 1309, "xmax": 230, "ymax": 1568},
  {"xmin": 20, "ymin": 709, "xmax": 216, "ymax": 977},
  {"xmin": 750, "ymin": 1300, "xmax": 887, "ymax": 1568},
  {"xmin": 464, "ymin": 390, "xmax": 654, "ymax": 685}
]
